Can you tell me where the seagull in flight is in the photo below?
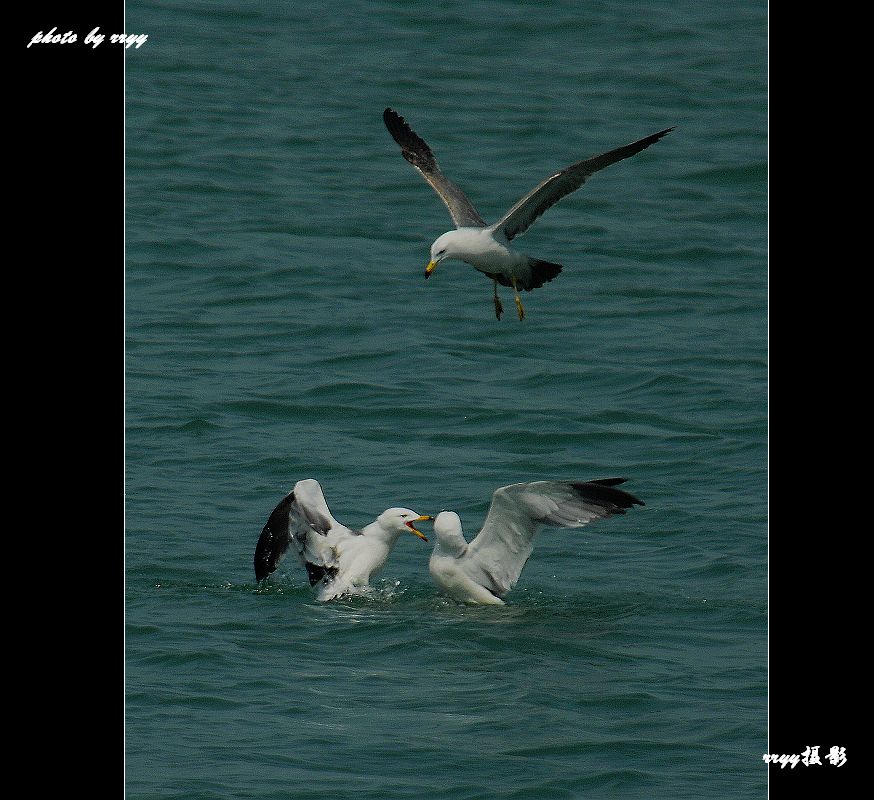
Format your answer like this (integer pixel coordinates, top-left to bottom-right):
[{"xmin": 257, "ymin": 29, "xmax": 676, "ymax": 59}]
[
  {"xmin": 254, "ymin": 478, "xmax": 432, "ymax": 601},
  {"xmin": 383, "ymin": 108, "xmax": 673, "ymax": 320},
  {"xmin": 428, "ymin": 479, "xmax": 644, "ymax": 604}
]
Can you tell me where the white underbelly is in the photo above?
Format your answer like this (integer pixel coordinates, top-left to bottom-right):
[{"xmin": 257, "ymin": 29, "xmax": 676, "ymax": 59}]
[
  {"xmin": 429, "ymin": 556, "xmax": 505, "ymax": 605},
  {"xmin": 316, "ymin": 540, "xmax": 389, "ymax": 600}
]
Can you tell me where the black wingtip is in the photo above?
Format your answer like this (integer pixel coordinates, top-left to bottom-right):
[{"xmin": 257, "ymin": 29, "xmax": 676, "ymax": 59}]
[
  {"xmin": 254, "ymin": 491, "xmax": 295, "ymax": 582},
  {"xmin": 571, "ymin": 479, "xmax": 646, "ymax": 511},
  {"xmin": 383, "ymin": 107, "xmax": 406, "ymax": 135},
  {"xmin": 641, "ymin": 127, "xmax": 674, "ymax": 150},
  {"xmin": 382, "ymin": 108, "xmax": 437, "ymax": 168},
  {"xmin": 588, "ymin": 477, "xmax": 628, "ymax": 487},
  {"xmin": 634, "ymin": 126, "xmax": 675, "ymax": 153},
  {"xmin": 383, "ymin": 108, "xmax": 406, "ymax": 144}
]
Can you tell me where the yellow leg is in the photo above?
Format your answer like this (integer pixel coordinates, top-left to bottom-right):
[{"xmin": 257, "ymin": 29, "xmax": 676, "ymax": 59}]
[
  {"xmin": 511, "ymin": 277, "xmax": 525, "ymax": 321},
  {"xmin": 493, "ymin": 279, "xmax": 504, "ymax": 320}
]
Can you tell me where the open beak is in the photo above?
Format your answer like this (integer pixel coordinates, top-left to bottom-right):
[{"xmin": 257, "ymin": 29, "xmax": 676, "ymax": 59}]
[
  {"xmin": 405, "ymin": 515, "xmax": 433, "ymax": 541},
  {"xmin": 425, "ymin": 260, "xmax": 438, "ymax": 279}
]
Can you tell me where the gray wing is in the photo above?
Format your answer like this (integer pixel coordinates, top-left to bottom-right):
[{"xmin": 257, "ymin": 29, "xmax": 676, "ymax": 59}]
[
  {"xmin": 464, "ymin": 479, "xmax": 645, "ymax": 597},
  {"xmin": 254, "ymin": 479, "xmax": 352, "ymax": 584},
  {"xmin": 491, "ymin": 128, "xmax": 674, "ymax": 241},
  {"xmin": 383, "ymin": 108, "xmax": 487, "ymax": 229}
]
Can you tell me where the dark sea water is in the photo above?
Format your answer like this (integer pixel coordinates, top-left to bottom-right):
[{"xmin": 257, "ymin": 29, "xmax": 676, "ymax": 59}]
[{"xmin": 125, "ymin": 1, "xmax": 767, "ymax": 797}]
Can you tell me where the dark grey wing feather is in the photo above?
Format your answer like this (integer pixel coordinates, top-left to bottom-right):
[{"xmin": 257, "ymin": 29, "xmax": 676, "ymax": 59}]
[
  {"xmin": 383, "ymin": 108, "xmax": 487, "ymax": 229},
  {"xmin": 493, "ymin": 127, "xmax": 674, "ymax": 241}
]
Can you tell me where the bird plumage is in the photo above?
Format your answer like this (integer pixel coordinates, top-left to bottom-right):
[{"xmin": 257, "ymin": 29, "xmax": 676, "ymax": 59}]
[
  {"xmin": 383, "ymin": 107, "xmax": 673, "ymax": 319},
  {"xmin": 254, "ymin": 479, "xmax": 431, "ymax": 601},
  {"xmin": 428, "ymin": 479, "xmax": 645, "ymax": 604}
]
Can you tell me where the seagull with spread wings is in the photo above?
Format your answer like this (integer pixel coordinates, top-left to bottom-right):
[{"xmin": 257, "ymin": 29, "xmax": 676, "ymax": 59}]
[
  {"xmin": 254, "ymin": 479, "xmax": 432, "ymax": 601},
  {"xmin": 428, "ymin": 479, "xmax": 644, "ymax": 604},
  {"xmin": 383, "ymin": 108, "xmax": 673, "ymax": 320}
]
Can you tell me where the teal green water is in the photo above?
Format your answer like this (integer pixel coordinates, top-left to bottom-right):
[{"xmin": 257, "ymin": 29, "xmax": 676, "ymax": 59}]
[{"xmin": 125, "ymin": 1, "xmax": 767, "ymax": 797}]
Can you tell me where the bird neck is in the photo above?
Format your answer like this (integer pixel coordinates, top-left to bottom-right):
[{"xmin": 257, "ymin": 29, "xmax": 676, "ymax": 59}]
[
  {"xmin": 362, "ymin": 520, "xmax": 402, "ymax": 548},
  {"xmin": 435, "ymin": 531, "xmax": 468, "ymax": 558}
]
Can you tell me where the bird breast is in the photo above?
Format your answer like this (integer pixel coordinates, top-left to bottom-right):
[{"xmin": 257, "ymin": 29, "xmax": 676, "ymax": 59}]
[{"xmin": 449, "ymin": 229, "xmax": 522, "ymax": 271}]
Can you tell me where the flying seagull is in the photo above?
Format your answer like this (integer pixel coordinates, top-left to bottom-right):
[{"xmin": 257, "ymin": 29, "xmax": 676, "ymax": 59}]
[
  {"xmin": 383, "ymin": 108, "xmax": 673, "ymax": 320},
  {"xmin": 428, "ymin": 479, "xmax": 644, "ymax": 604},
  {"xmin": 254, "ymin": 478, "xmax": 432, "ymax": 601}
]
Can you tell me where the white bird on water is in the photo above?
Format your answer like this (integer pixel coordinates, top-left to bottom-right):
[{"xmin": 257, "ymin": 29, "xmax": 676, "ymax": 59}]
[
  {"xmin": 383, "ymin": 108, "xmax": 673, "ymax": 320},
  {"xmin": 254, "ymin": 479, "xmax": 432, "ymax": 601},
  {"xmin": 429, "ymin": 479, "xmax": 644, "ymax": 605}
]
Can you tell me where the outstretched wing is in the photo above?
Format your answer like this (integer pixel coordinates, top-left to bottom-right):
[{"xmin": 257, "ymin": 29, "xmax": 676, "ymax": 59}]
[
  {"xmin": 383, "ymin": 108, "xmax": 487, "ymax": 228},
  {"xmin": 464, "ymin": 479, "xmax": 645, "ymax": 597},
  {"xmin": 492, "ymin": 128, "xmax": 674, "ymax": 241},
  {"xmin": 254, "ymin": 479, "xmax": 352, "ymax": 584}
]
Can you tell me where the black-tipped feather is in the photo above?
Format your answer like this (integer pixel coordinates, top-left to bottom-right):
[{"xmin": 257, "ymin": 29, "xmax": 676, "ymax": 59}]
[
  {"xmin": 383, "ymin": 108, "xmax": 487, "ymax": 228},
  {"xmin": 496, "ymin": 127, "xmax": 675, "ymax": 241},
  {"xmin": 570, "ymin": 480, "xmax": 645, "ymax": 514},
  {"xmin": 254, "ymin": 492, "xmax": 294, "ymax": 582},
  {"xmin": 383, "ymin": 108, "xmax": 438, "ymax": 175}
]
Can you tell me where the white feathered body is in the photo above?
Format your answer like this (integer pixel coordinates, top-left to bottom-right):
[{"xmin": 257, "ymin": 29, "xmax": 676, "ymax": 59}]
[
  {"xmin": 428, "ymin": 481, "xmax": 644, "ymax": 605},
  {"xmin": 254, "ymin": 478, "xmax": 430, "ymax": 601},
  {"xmin": 315, "ymin": 521, "xmax": 405, "ymax": 601},
  {"xmin": 435, "ymin": 227, "xmax": 527, "ymax": 274},
  {"xmin": 429, "ymin": 545, "xmax": 507, "ymax": 605}
]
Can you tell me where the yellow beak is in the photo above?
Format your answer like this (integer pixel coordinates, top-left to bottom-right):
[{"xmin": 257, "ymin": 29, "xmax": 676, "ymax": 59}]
[
  {"xmin": 425, "ymin": 260, "xmax": 438, "ymax": 279},
  {"xmin": 405, "ymin": 515, "xmax": 433, "ymax": 541}
]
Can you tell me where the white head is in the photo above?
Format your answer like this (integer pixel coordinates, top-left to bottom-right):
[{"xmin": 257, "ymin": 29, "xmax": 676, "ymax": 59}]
[
  {"xmin": 376, "ymin": 508, "xmax": 433, "ymax": 541},
  {"xmin": 433, "ymin": 511, "xmax": 466, "ymax": 544},
  {"xmin": 425, "ymin": 231, "xmax": 464, "ymax": 278}
]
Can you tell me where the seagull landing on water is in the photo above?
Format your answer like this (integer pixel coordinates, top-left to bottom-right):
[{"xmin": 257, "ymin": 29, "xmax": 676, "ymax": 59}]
[
  {"xmin": 254, "ymin": 478, "xmax": 432, "ymax": 601},
  {"xmin": 383, "ymin": 108, "xmax": 673, "ymax": 320},
  {"xmin": 428, "ymin": 479, "xmax": 644, "ymax": 605}
]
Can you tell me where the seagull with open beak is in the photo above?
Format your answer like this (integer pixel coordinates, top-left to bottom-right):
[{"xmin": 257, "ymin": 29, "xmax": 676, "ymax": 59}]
[{"xmin": 254, "ymin": 478, "xmax": 433, "ymax": 600}]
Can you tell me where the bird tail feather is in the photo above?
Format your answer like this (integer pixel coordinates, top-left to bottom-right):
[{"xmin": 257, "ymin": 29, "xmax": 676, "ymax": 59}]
[{"xmin": 524, "ymin": 259, "xmax": 563, "ymax": 290}]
